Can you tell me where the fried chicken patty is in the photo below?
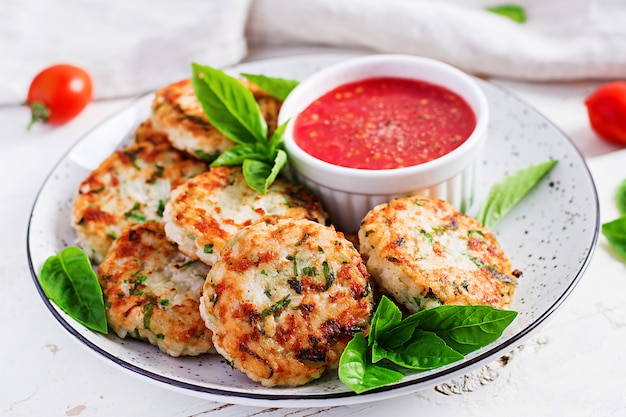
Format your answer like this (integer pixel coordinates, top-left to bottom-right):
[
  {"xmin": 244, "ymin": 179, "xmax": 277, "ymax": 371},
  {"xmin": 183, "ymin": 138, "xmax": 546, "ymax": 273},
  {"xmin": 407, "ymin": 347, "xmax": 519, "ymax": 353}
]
[
  {"xmin": 72, "ymin": 135, "xmax": 208, "ymax": 263},
  {"xmin": 132, "ymin": 118, "xmax": 170, "ymax": 146},
  {"xmin": 150, "ymin": 78, "xmax": 282, "ymax": 162},
  {"xmin": 199, "ymin": 218, "xmax": 374, "ymax": 387},
  {"xmin": 358, "ymin": 195, "xmax": 518, "ymax": 312},
  {"xmin": 97, "ymin": 221, "xmax": 214, "ymax": 357},
  {"xmin": 163, "ymin": 165, "xmax": 327, "ymax": 265}
]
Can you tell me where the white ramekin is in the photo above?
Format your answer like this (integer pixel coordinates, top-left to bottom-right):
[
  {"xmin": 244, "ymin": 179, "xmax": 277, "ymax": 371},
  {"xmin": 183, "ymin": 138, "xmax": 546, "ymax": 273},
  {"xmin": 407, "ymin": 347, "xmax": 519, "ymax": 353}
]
[{"xmin": 278, "ymin": 54, "xmax": 489, "ymax": 233}]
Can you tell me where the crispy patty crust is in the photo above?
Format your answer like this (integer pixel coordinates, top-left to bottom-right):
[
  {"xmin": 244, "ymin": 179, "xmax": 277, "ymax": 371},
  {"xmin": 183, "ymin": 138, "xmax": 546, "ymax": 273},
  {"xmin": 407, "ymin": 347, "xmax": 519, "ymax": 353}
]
[
  {"xmin": 163, "ymin": 165, "xmax": 327, "ymax": 265},
  {"xmin": 72, "ymin": 136, "xmax": 208, "ymax": 263},
  {"xmin": 132, "ymin": 118, "xmax": 170, "ymax": 146},
  {"xmin": 150, "ymin": 78, "xmax": 282, "ymax": 162},
  {"xmin": 199, "ymin": 218, "xmax": 373, "ymax": 387},
  {"xmin": 97, "ymin": 222, "xmax": 214, "ymax": 357},
  {"xmin": 358, "ymin": 195, "xmax": 518, "ymax": 312}
]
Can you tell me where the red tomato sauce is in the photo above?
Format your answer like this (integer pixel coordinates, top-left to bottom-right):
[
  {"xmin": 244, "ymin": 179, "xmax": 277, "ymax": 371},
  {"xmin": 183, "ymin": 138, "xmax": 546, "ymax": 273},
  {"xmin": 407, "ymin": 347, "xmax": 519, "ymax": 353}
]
[{"xmin": 293, "ymin": 77, "xmax": 476, "ymax": 170}]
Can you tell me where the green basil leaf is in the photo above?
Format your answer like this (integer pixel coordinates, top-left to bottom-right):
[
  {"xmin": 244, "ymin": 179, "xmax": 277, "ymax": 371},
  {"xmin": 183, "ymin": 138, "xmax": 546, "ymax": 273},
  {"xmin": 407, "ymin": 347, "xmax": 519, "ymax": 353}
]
[
  {"xmin": 602, "ymin": 217, "xmax": 626, "ymax": 260},
  {"xmin": 268, "ymin": 149, "xmax": 288, "ymax": 186},
  {"xmin": 240, "ymin": 73, "xmax": 299, "ymax": 101},
  {"xmin": 39, "ymin": 246, "xmax": 108, "ymax": 334},
  {"xmin": 211, "ymin": 144, "xmax": 267, "ymax": 166},
  {"xmin": 194, "ymin": 149, "xmax": 221, "ymax": 163},
  {"xmin": 338, "ymin": 333, "xmax": 404, "ymax": 394},
  {"xmin": 341, "ymin": 301, "xmax": 517, "ymax": 392},
  {"xmin": 268, "ymin": 121, "xmax": 288, "ymax": 157},
  {"xmin": 242, "ymin": 150, "xmax": 287, "ymax": 194},
  {"xmin": 242, "ymin": 159, "xmax": 271, "ymax": 194},
  {"xmin": 393, "ymin": 305, "xmax": 517, "ymax": 355},
  {"xmin": 368, "ymin": 295, "xmax": 403, "ymax": 346},
  {"xmin": 369, "ymin": 296, "xmax": 407, "ymax": 363},
  {"xmin": 486, "ymin": 4, "xmax": 527, "ymax": 23},
  {"xmin": 191, "ymin": 63, "xmax": 267, "ymax": 145},
  {"xmin": 616, "ymin": 179, "xmax": 626, "ymax": 216},
  {"xmin": 376, "ymin": 329, "xmax": 464, "ymax": 370},
  {"xmin": 475, "ymin": 159, "xmax": 557, "ymax": 228}
]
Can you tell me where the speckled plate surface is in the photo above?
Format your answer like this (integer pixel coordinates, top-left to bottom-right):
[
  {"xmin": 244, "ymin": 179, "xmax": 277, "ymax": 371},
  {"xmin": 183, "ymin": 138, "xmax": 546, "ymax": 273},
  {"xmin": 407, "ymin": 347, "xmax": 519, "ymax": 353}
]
[{"xmin": 27, "ymin": 54, "xmax": 599, "ymax": 408}]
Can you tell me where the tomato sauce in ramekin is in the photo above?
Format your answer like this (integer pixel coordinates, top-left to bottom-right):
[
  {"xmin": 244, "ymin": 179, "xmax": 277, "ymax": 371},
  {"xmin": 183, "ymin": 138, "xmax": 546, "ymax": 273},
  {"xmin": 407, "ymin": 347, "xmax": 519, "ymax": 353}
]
[{"xmin": 292, "ymin": 77, "xmax": 476, "ymax": 170}]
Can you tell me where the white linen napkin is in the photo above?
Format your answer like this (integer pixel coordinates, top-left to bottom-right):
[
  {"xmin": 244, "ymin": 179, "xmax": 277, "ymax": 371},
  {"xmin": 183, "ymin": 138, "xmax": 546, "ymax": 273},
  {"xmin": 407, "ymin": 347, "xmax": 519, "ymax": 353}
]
[
  {"xmin": 1, "ymin": 0, "xmax": 251, "ymax": 104},
  {"xmin": 248, "ymin": 0, "xmax": 626, "ymax": 82},
  {"xmin": 3, "ymin": 0, "xmax": 625, "ymax": 105}
]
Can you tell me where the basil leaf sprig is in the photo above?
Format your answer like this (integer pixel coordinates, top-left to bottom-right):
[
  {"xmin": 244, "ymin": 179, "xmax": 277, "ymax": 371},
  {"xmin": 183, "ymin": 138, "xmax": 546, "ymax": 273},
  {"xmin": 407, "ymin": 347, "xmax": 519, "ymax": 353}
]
[
  {"xmin": 475, "ymin": 159, "xmax": 558, "ymax": 229},
  {"xmin": 38, "ymin": 246, "xmax": 108, "ymax": 334},
  {"xmin": 191, "ymin": 63, "xmax": 298, "ymax": 194},
  {"xmin": 338, "ymin": 296, "xmax": 517, "ymax": 394},
  {"xmin": 601, "ymin": 179, "xmax": 626, "ymax": 260}
]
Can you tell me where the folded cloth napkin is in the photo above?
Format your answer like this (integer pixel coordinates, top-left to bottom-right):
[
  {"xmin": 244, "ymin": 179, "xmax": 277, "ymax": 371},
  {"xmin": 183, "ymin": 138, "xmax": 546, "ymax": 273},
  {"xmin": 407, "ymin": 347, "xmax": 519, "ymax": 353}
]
[
  {"xmin": 247, "ymin": 0, "xmax": 626, "ymax": 82},
  {"xmin": 1, "ymin": 0, "xmax": 251, "ymax": 104},
  {"xmin": 3, "ymin": 0, "xmax": 626, "ymax": 104}
]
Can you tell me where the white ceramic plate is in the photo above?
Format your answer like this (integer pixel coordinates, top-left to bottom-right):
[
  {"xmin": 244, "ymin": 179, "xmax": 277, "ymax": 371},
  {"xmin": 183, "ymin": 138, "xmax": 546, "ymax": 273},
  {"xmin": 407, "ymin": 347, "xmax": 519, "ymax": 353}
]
[{"xmin": 27, "ymin": 54, "xmax": 599, "ymax": 408}]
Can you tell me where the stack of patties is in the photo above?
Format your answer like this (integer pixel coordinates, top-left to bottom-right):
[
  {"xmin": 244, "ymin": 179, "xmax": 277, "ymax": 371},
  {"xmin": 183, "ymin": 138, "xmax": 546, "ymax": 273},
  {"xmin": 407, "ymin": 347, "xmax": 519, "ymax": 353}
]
[
  {"xmin": 71, "ymin": 77, "xmax": 329, "ymax": 358},
  {"xmin": 70, "ymin": 74, "xmax": 518, "ymax": 387}
]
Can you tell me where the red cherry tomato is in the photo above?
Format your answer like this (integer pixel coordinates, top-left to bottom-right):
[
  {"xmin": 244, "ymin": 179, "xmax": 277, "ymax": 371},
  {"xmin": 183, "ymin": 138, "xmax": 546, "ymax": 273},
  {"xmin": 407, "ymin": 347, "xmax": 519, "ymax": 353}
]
[
  {"xmin": 584, "ymin": 81, "xmax": 626, "ymax": 145},
  {"xmin": 26, "ymin": 64, "xmax": 93, "ymax": 129}
]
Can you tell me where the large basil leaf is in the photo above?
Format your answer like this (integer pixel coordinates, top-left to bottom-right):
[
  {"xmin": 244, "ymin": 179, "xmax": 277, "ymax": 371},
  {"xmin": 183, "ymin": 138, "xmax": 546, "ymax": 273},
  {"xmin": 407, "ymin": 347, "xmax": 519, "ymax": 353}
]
[
  {"xmin": 338, "ymin": 333, "xmax": 404, "ymax": 394},
  {"xmin": 191, "ymin": 63, "xmax": 267, "ymax": 145},
  {"xmin": 385, "ymin": 305, "xmax": 517, "ymax": 355},
  {"xmin": 475, "ymin": 159, "xmax": 557, "ymax": 228},
  {"xmin": 39, "ymin": 246, "xmax": 108, "ymax": 334},
  {"xmin": 240, "ymin": 73, "xmax": 299, "ymax": 101},
  {"xmin": 375, "ymin": 329, "xmax": 463, "ymax": 370}
]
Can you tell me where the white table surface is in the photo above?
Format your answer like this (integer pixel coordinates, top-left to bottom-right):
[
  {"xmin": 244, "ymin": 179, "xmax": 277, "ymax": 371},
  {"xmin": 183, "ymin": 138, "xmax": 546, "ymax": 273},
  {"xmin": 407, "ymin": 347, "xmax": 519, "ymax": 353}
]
[{"xmin": 3, "ymin": 46, "xmax": 626, "ymax": 416}]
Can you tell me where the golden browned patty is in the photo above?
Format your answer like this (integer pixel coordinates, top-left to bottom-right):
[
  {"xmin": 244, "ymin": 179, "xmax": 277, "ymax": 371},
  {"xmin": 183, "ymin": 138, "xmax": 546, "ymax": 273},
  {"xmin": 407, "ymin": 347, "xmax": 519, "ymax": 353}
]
[
  {"xmin": 97, "ymin": 221, "xmax": 214, "ymax": 357},
  {"xmin": 72, "ymin": 135, "xmax": 208, "ymax": 263},
  {"xmin": 150, "ymin": 78, "xmax": 282, "ymax": 162},
  {"xmin": 132, "ymin": 118, "xmax": 170, "ymax": 146},
  {"xmin": 163, "ymin": 165, "xmax": 327, "ymax": 266},
  {"xmin": 199, "ymin": 218, "xmax": 374, "ymax": 387},
  {"xmin": 358, "ymin": 195, "xmax": 518, "ymax": 312}
]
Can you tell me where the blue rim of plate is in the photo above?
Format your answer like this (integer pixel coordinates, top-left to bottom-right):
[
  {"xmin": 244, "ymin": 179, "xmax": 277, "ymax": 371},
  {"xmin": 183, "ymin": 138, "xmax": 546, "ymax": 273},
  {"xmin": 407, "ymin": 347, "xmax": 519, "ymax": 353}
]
[{"xmin": 26, "ymin": 53, "xmax": 600, "ymax": 407}]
